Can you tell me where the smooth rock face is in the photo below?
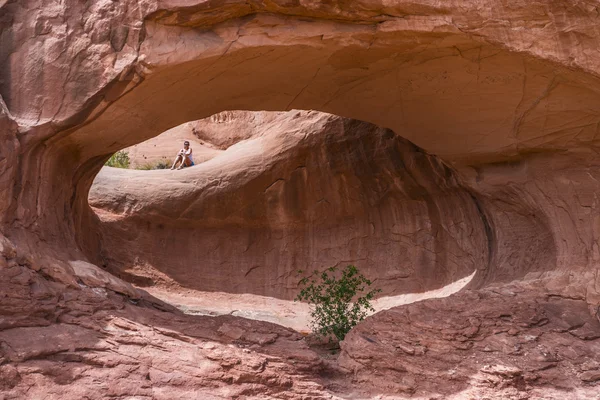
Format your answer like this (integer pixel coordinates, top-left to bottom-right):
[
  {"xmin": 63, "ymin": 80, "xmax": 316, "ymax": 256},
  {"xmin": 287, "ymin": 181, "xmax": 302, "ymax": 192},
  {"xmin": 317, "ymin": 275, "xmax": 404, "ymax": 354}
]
[
  {"xmin": 89, "ymin": 110, "xmax": 487, "ymax": 298},
  {"xmin": 122, "ymin": 117, "xmax": 224, "ymax": 168},
  {"xmin": 1, "ymin": 0, "xmax": 600, "ymax": 398}
]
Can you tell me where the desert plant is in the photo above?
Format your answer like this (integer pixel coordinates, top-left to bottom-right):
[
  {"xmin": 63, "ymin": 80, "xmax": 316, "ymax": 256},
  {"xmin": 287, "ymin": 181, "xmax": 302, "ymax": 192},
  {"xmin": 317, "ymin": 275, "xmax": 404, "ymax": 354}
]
[
  {"xmin": 153, "ymin": 160, "xmax": 171, "ymax": 170},
  {"xmin": 136, "ymin": 162, "xmax": 154, "ymax": 171},
  {"xmin": 105, "ymin": 150, "xmax": 130, "ymax": 169},
  {"xmin": 295, "ymin": 265, "xmax": 381, "ymax": 342},
  {"xmin": 136, "ymin": 159, "xmax": 171, "ymax": 170}
]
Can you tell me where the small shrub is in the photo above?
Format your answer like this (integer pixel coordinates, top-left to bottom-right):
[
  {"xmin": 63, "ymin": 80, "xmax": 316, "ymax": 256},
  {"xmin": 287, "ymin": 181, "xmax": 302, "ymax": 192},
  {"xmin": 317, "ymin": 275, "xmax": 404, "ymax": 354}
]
[
  {"xmin": 154, "ymin": 160, "xmax": 170, "ymax": 170},
  {"xmin": 295, "ymin": 265, "xmax": 381, "ymax": 342},
  {"xmin": 136, "ymin": 159, "xmax": 171, "ymax": 170},
  {"xmin": 136, "ymin": 163, "xmax": 154, "ymax": 171},
  {"xmin": 105, "ymin": 150, "xmax": 130, "ymax": 169}
]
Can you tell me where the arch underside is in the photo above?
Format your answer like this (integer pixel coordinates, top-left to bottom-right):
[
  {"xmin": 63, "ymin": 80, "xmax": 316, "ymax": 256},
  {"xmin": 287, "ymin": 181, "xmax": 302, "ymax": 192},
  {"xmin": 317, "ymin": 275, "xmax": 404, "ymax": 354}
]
[{"xmin": 61, "ymin": 15, "xmax": 600, "ymax": 297}]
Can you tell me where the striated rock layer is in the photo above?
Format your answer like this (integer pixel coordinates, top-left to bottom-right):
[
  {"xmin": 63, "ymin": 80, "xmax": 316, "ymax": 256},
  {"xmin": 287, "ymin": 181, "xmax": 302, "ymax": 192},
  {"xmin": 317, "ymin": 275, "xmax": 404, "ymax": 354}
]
[{"xmin": 1, "ymin": 0, "xmax": 600, "ymax": 398}]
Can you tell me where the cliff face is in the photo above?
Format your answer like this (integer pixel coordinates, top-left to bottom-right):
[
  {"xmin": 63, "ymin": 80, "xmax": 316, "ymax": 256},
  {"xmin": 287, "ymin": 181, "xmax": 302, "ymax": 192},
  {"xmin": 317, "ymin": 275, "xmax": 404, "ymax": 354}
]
[{"xmin": 1, "ymin": 0, "xmax": 600, "ymax": 398}]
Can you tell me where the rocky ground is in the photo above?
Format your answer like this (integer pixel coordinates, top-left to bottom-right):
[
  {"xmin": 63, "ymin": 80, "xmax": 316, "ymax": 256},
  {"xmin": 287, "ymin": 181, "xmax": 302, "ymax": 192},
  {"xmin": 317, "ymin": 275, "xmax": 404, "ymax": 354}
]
[
  {"xmin": 0, "ymin": 235, "xmax": 337, "ymax": 400},
  {"xmin": 2, "ymin": 231, "xmax": 599, "ymax": 399},
  {"xmin": 341, "ymin": 272, "xmax": 600, "ymax": 399},
  {"xmin": 137, "ymin": 271, "xmax": 474, "ymax": 333}
]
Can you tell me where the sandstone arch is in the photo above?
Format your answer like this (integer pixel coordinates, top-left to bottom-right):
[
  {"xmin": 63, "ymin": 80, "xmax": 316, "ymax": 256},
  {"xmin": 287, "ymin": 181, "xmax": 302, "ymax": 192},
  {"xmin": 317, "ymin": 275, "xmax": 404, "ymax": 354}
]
[
  {"xmin": 2, "ymin": 1, "xmax": 600, "ymax": 398},
  {"xmin": 88, "ymin": 110, "xmax": 491, "ymax": 299},
  {"xmin": 4, "ymin": 3, "xmax": 600, "ymax": 289}
]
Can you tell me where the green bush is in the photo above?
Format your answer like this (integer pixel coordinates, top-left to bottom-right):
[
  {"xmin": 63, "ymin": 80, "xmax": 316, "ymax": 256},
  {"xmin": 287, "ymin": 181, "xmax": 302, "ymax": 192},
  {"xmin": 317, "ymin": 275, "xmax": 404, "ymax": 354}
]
[
  {"xmin": 295, "ymin": 265, "xmax": 381, "ymax": 342},
  {"xmin": 105, "ymin": 150, "xmax": 130, "ymax": 169}
]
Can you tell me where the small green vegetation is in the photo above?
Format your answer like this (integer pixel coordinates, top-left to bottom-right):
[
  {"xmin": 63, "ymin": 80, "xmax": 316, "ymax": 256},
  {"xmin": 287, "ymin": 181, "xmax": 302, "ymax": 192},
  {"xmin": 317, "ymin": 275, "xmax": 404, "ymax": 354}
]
[
  {"xmin": 295, "ymin": 265, "xmax": 381, "ymax": 342},
  {"xmin": 136, "ymin": 159, "xmax": 171, "ymax": 170},
  {"xmin": 105, "ymin": 150, "xmax": 130, "ymax": 169}
]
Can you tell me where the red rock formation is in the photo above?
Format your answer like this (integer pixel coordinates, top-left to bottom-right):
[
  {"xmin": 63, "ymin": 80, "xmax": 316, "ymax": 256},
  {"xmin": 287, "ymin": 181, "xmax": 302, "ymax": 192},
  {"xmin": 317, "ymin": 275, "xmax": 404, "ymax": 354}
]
[
  {"xmin": 89, "ymin": 110, "xmax": 487, "ymax": 299},
  {"xmin": 1, "ymin": 0, "xmax": 600, "ymax": 398},
  {"xmin": 122, "ymin": 119, "xmax": 222, "ymax": 169},
  {"xmin": 0, "ymin": 235, "xmax": 329, "ymax": 399},
  {"xmin": 340, "ymin": 277, "xmax": 600, "ymax": 398}
]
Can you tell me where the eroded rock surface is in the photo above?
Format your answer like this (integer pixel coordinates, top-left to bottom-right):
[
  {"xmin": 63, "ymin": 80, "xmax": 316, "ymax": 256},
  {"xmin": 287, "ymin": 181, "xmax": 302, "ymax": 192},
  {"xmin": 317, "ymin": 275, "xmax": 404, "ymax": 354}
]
[
  {"xmin": 0, "ymin": 235, "xmax": 333, "ymax": 400},
  {"xmin": 1, "ymin": 0, "xmax": 600, "ymax": 398},
  {"xmin": 90, "ymin": 110, "xmax": 486, "ymax": 299},
  {"xmin": 341, "ymin": 272, "xmax": 600, "ymax": 399}
]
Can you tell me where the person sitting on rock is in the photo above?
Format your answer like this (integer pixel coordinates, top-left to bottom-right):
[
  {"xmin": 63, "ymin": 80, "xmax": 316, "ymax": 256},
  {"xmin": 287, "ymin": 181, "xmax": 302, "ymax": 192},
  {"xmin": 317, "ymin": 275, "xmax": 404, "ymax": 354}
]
[{"xmin": 171, "ymin": 140, "xmax": 194, "ymax": 170}]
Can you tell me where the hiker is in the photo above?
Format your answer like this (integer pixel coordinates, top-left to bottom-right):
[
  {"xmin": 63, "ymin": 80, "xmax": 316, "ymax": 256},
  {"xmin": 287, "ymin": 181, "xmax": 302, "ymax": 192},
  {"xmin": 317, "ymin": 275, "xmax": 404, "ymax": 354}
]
[{"xmin": 171, "ymin": 140, "xmax": 194, "ymax": 170}]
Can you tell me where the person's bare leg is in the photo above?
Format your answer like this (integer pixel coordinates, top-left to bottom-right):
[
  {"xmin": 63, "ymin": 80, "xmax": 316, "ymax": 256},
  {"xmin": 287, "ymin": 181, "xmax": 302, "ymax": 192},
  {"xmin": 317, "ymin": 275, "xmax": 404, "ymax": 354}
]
[
  {"xmin": 171, "ymin": 155, "xmax": 182, "ymax": 170},
  {"xmin": 177, "ymin": 155, "xmax": 192, "ymax": 170}
]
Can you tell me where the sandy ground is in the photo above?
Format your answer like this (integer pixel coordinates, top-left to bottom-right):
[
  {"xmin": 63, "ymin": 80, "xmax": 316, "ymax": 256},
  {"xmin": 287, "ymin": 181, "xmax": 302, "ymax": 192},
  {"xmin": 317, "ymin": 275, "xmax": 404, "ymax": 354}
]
[{"xmin": 143, "ymin": 271, "xmax": 476, "ymax": 333}]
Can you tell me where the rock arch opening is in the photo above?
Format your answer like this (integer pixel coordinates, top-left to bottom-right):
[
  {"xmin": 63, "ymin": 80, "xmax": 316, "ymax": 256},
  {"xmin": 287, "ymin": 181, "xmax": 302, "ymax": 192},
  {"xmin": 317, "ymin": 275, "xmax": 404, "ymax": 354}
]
[
  {"xmin": 87, "ymin": 110, "xmax": 486, "ymax": 301},
  {"xmin": 35, "ymin": 17, "xmax": 593, "ymax": 300},
  {"xmin": 6, "ymin": 10, "xmax": 594, "ymax": 302}
]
